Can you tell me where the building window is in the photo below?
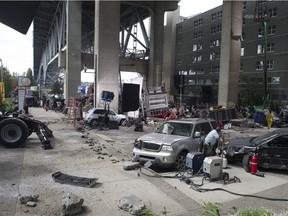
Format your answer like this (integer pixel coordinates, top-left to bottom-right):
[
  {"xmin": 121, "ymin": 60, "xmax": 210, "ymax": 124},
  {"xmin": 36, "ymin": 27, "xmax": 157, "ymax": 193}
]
[
  {"xmin": 189, "ymin": 70, "xmax": 196, "ymax": 75},
  {"xmin": 199, "ymin": 18, "xmax": 203, "ymax": 25},
  {"xmin": 268, "ymin": 77, "xmax": 280, "ymax": 84},
  {"xmin": 192, "ymin": 55, "xmax": 202, "ymax": 63},
  {"xmin": 210, "ymin": 65, "xmax": 220, "ymax": 73},
  {"xmin": 258, "ymin": 25, "xmax": 276, "ymax": 36},
  {"xmin": 256, "ymin": 61, "xmax": 263, "ymax": 70},
  {"xmin": 256, "ymin": 59, "xmax": 274, "ymax": 70},
  {"xmin": 210, "ymin": 52, "xmax": 220, "ymax": 60},
  {"xmin": 268, "ymin": 25, "xmax": 276, "ymax": 35},
  {"xmin": 258, "ymin": 28, "xmax": 264, "ymax": 38},
  {"xmin": 192, "ymin": 43, "xmax": 202, "ymax": 51},
  {"xmin": 269, "ymin": 7, "xmax": 277, "ymax": 18},
  {"xmin": 241, "ymin": 48, "xmax": 244, "ymax": 56},
  {"xmin": 194, "ymin": 18, "xmax": 203, "ymax": 27},
  {"xmin": 243, "ymin": 1, "xmax": 247, "ymax": 10},
  {"xmin": 267, "ymin": 43, "xmax": 275, "ymax": 52},
  {"xmin": 242, "ymin": 32, "xmax": 245, "ymax": 41},
  {"xmin": 197, "ymin": 68, "xmax": 204, "ymax": 74},
  {"xmin": 257, "ymin": 43, "xmax": 275, "ymax": 54},
  {"xmin": 267, "ymin": 59, "xmax": 274, "ymax": 69},
  {"xmin": 240, "ymin": 62, "xmax": 243, "ymax": 71},
  {"xmin": 193, "ymin": 31, "xmax": 203, "ymax": 39},
  {"xmin": 205, "ymin": 79, "xmax": 212, "ymax": 85},
  {"xmin": 211, "ymin": 25, "xmax": 222, "ymax": 34},
  {"xmin": 210, "ymin": 39, "xmax": 221, "ymax": 47},
  {"xmin": 212, "ymin": 11, "xmax": 222, "ymax": 20},
  {"xmin": 177, "ymin": 25, "xmax": 182, "ymax": 33},
  {"xmin": 188, "ymin": 79, "xmax": 195, "ymax": 85},
  {"xmin": 196, "ymin": 79, "xmax": 204, "ymax": 85}
]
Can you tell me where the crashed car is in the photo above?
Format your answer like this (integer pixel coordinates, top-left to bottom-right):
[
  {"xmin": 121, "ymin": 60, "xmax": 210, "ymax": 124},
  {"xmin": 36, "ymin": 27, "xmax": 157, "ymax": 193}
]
[{"xmin": 223, "ymin": 128, "xmax": 288, "ymax": 171}]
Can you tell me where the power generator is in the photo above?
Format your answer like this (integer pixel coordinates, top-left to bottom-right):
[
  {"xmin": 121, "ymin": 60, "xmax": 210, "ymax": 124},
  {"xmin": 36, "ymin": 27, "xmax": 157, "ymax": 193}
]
[
  {"xmin": 203, "ymin": 156, "xmax": 223, "ymax": 180},
  {"xmin": 186, "ymin": 152, "xmax": 205, "ymax": 173}
]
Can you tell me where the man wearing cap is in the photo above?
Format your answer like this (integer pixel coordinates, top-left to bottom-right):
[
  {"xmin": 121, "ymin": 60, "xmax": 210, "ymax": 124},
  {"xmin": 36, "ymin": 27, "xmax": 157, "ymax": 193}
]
[{"xmin": 203, "ymin": 127, "xmax": 222, "ymax": 156}]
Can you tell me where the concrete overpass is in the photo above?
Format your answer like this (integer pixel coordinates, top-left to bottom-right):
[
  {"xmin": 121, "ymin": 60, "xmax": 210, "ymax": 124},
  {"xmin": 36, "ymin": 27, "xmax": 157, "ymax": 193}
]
[
  {"xmin": 31, "ymin": 1, "xmax": 180, "ymax": 112},
  {"xmin": 0, "ymin": 1, "xmax": 243, "ymax": 110}
]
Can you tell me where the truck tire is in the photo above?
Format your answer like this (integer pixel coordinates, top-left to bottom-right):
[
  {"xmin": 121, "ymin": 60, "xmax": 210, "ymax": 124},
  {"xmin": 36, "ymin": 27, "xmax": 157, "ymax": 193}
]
[
  {"xmin": 242, "ymin": 154, "xmax": 252, "ymax": 173},
  {"xmin": 0, "ymin": 118, "xmax": 29, "ymax": 148},
  {"xmin": 175, "ymin": 152, "xmax": 187, "ymax": 171}
]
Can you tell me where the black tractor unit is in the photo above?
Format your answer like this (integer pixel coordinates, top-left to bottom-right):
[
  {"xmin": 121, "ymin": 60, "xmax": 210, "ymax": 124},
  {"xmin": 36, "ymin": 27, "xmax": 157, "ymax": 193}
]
[{"xmin": 0, "ymin": 112, "xmax": 53, "ymax": 149}]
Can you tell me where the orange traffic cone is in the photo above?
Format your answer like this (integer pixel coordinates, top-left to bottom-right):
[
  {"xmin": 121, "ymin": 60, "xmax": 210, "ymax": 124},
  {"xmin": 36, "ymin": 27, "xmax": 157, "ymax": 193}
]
[{"xmin": 250, "ymin": 155, "xmax": 258, "ymax": 174}]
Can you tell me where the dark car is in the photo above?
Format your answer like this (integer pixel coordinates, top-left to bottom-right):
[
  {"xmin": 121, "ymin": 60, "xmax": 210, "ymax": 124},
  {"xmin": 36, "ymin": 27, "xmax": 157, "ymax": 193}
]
[{"xmin": 223, "ymin": 128, "xmax": 288, "ymax": 171}]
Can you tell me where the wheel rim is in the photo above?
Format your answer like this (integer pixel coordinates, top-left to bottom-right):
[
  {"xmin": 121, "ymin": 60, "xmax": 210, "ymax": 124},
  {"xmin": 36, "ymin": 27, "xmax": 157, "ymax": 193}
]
[
  {"xmin": 90, "ymin": 120, "xmax": 98, "ymax": 127},
  {"xmin": 175, "ymin": 154, "xmax": 186, "ymax": 171},
  {"xmin": 1, "ymin": 124, "xmax": 22, "ymax": 142}
]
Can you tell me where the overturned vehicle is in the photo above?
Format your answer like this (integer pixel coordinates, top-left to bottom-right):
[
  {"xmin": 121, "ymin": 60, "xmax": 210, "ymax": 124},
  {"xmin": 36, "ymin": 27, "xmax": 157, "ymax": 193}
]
[
  {"xmin": 223, "ymin": 128, "xmax": 288, "ymax": 171},
  {"xmin": 0, "ymin": 112, "xmax": 53, "ymax": 149}
]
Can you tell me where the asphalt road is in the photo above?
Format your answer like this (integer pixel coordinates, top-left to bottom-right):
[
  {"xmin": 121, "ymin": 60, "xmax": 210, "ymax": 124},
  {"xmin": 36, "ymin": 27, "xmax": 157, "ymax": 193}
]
[{"xmin": 0, "ymin": 107, "xmax": 287, "ymax": 216}]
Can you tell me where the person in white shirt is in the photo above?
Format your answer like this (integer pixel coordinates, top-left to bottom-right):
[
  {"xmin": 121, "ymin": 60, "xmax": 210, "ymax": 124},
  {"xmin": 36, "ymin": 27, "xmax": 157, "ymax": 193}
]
[{"xmin": 204, "ymin": 127, "xmax": 222, "ymax": 156}]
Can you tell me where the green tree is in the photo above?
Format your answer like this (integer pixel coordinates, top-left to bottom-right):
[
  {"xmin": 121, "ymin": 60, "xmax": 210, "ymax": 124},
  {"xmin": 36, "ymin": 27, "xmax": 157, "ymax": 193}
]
[
  {"xmin": 2, "ymin": 66, "xmax": 17, "ymax": 98},
  {"xmin": 26, "ymin": 68, "xmax": 37, "ymax": 86},
  {"xmin": 50, "ymin": 81, "xmax": 63, "ymax": 94},
  {"xmin": 239, "ymin": 75, "xmax": 263, "ymax": 106}
]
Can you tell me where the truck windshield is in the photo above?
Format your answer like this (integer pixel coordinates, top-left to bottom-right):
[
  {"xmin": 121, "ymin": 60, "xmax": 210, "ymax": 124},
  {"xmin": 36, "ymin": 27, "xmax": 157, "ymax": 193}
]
[{"xmin": 155, "ymin": 122, "xmax": 193, "ymax": 137}]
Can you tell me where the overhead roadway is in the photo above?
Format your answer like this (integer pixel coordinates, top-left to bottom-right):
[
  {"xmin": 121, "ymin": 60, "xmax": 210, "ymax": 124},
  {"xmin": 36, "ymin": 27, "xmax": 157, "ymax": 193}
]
[{"xmin": 0, "ymin": 1, "xmax": 243, "ymax": 108}]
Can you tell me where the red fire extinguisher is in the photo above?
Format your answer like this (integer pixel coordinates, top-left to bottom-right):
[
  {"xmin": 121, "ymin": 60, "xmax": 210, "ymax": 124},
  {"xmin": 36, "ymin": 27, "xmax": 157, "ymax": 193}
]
[{"xmin": 250, "ymin": 155, "xmax": 258, "ymax": 174}]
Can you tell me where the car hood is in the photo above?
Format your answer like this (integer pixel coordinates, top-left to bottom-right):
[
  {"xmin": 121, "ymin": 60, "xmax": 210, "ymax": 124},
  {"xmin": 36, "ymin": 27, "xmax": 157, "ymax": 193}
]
[
  {"xmin": 223, "ymin": 137, "xmax": 256, "ymax": 156},
  {"xmin": 226, "ymin": 137, "xmax": 253, "ymax": 148},
  {"xmin": 136, "ymin": 133, "xmax": 186, "ymax": 145}
]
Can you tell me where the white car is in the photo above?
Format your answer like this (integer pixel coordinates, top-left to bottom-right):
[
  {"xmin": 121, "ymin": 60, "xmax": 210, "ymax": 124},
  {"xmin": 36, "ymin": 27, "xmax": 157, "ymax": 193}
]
[{"xmin": 84, "ymin": 107, "xmax": 126, "ymax": 127}]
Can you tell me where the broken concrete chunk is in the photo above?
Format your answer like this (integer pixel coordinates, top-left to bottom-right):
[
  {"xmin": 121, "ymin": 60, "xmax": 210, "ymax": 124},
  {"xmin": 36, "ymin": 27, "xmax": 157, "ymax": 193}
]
[
  {"xmin": 26, "ymin": 201, "xmax": 37, "ymax": 207},
  {"xmin": 123, "ymin": 161, "xmax": 140, "ymax": 171},
  {"xmin": 19, "ymin": 194, "xmax": 39, "ymax": 204},
  {"xmin": 62, "ymin": 192, "xmax": 84, "ymax": 216},
  {"xmin": 118, "ymin": 195, "xmax": 145, "ymax": 215}
]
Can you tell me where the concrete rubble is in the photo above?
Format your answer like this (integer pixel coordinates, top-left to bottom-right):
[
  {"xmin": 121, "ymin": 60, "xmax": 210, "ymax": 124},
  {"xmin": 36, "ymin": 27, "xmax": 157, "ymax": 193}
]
[
  {"xmin": 19, "ymin": 194, "xmax": 39, "ymax": 204},
  {"xmin": 62, "ymin": 192, "xmax": 84, "ymax": 216},
  {"xmin": 118, "ymin": 194, "xmax": 145, "ymax": 215},
  {"xmin": 123, "ymin": 161, "xmax": 141, "ymax": 171},
  {"xmin": 1, "ymin": 108, "xmax": 287, "ymax": 216}
]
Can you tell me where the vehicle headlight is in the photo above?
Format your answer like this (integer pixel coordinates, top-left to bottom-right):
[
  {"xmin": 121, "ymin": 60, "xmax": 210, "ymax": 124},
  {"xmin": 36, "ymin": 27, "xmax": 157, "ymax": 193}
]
[{"xmin": 161, "ymin": 145, "xmax": 174, "ymax": 152}]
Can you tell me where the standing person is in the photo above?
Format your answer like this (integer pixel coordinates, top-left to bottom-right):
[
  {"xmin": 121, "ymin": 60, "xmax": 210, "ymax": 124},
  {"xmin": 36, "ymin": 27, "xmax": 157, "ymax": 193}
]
[
  {"xmin": 203, "ymin": 127, "xmax": 222, "ymax": 156},
  {"xmin": 266, "ymin": 109, "xmax": 274, "ymax": 129}
]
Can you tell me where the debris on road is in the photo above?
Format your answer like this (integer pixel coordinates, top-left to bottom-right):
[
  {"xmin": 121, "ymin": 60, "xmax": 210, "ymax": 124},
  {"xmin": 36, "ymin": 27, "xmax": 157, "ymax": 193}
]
[
  {"xmin": 123, "ymin": 161, "xmax": 141, "ymax": 171},
  {"xmin": 62, "ymin": 192, "xmax": 84, "ymax": 216},
  {"xmin": 19, "ymin": 194, "xmax": 39, "ymax": 204},
  {"xmin": 118, "ymin": 194, "xmax": 145, "ymax": 215},
  {"xmin": 26, "ymin": 201, "xmax": 37, "ymax": 207},
  {"xmin": 52, "ymin": 171, "xmax": 98, "ymax": 187}
]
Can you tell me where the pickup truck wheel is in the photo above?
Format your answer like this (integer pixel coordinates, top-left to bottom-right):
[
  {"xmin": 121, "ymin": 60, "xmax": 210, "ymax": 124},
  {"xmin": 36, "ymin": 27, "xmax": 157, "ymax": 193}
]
[
  {"xmin": 175, "ymin": 152, "xmax": 187, "ymax": 171},
  {"xmin": 0, "ymin": 118, "xmax": 29, "ymax": 148}
]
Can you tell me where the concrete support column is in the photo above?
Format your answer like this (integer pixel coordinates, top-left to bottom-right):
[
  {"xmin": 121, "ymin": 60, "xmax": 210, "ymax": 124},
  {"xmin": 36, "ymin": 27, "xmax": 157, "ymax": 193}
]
[
  {"xmin": 94, "ymin": 1, "xmax": 120, "ymax": 112},
  {"xmin": 148, "ymin": 2, "xmax": 165, "ymax": 87},
  {"xmin": 65, "ymin": 1, "xmax": 82, "ymax": 101},
  {"xmin": 163, "ymin": 8, "xmax": 180, "ymax": 98},
  {"xmin": 218, "ymin": 1, "xmax": 243, "ymax": 107}
]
